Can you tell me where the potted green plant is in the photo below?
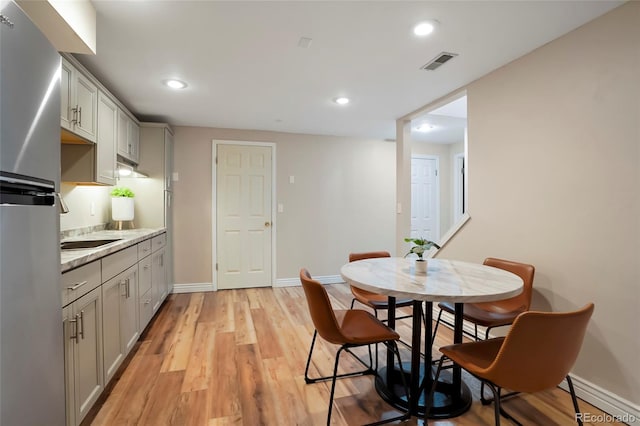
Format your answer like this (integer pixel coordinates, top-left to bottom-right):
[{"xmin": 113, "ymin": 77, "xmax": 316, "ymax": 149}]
[
  {"xmin": 404, "ymin": 237, "xmax": 441, "ymax": 273},
  {"xmin": 110, "ymin": 187, "xmax": 135, "ymax": 222}
]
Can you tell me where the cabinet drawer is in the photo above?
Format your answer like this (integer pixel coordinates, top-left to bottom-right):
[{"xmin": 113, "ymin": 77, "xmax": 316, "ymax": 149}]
[
  {"xmin": 61, "ymin": 260, "xmax": 101, "ymax": 307},
  {"xmin": 138, "ymin": 256, "xmax": 152, "ymax": 296},
  {"xmin": 138, "ymin": 239, "xmax": 152, "ymax": 259},
  {"xmin": 101, "ymin": 245, "xmax": 137, "ymax": 283},
  {"xmin": 151, "ymin": 233, "xmax": 166, "ymax": 252}
]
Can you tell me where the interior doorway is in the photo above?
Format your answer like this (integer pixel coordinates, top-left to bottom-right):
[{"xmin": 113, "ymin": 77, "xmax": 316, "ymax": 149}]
[
  {"xmin": 410, "ymin": 156, "xmax": 439, "ymax": 241},
  {"xmin": 214, "ymin": 141, "xmax": 275, "ymax": 290}
]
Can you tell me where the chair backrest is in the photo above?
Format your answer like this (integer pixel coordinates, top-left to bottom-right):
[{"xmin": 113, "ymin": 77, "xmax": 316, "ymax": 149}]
[
  {"xmin": 299, "ymin": 269, "xmax": 346, "ymax": 345},
  {"xmin": 485, "ymin": 303, "xmax": 594, "ymax": 393},
  {"xmin": 347, "ymin": 252, "xmax": 391, "ymax": 299},
  {"xmin": 348, "ymin": 251, "xmax": 391, "ymax": 263},
  {"xmin": 482, "ymin": 257, "xmax": 535, "ymax": 312}
]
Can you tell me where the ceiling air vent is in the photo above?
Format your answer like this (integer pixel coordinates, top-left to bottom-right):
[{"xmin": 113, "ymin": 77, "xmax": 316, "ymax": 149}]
[{"xmin": 421, "ymin": 52, "xmax": 458, "ymax": 71}]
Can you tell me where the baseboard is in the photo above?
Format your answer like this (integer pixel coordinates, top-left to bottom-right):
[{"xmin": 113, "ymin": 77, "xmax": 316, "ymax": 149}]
[
  {"xmin": 171, "ymin": 276, "xmax": 343, "ymax": 291},
  {"xmin": 170, "ymin": 282, "xmax": 214, "ymax": 293},
  {"xmin": 559, "ymin": 376, "xmax": 640, "ymax": 424},
  {"xmin": 274, "ymin": 274, "xmax": 343, "ymax": 287},
  {"xmin": 434, "ymin": 307, "xmax": 640, "ymax": 424}
]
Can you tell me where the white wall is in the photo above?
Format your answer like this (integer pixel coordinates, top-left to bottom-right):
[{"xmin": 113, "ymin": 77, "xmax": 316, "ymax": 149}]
[
  {"xmin": 59, "ymin": 182, "xmax": 111, "ymax": 232},
  {"xmin": 172, "ymin": 127, "xmax": 396, "ymax": 285}
]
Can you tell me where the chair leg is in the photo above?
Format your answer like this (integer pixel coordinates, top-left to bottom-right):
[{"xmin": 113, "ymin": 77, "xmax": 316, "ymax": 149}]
[
  {"xmin": 327, "ymin": 346, "xmax": 346, "ymax": 426},
  {"xmin": 474, "ymin": 323, "xmax": 479, "ymax": 341},
  {"xmin": 304, "ymin": 330, "xmax": 319, "ymax": 384},
  {"xmin": 432, "ymin": 308, "xmax": 443, "ymax": 345},
  {"xmin": 428, "ymin": 355, "xmax": 447, "ymax": 416},
  {"xmin": 350, "ymin": 298, "xmax": 356, "ymax": 309},
  {"xmin": 364, "ymin": 341, "xmax": 411, "ymax": 426},
  {"xmin": 484, "ymin": 381, "xmax": 502, "ymax": 426},
  {"xmin": 567, "ymin": 375, "xmax": 583, "ymax": 426},
  {"xmin": 305, "ymin": 330, "xmax": 374, "ymax": 384},
  {"xmin": 485, "ymin": 325, "xmax": 492, "ymax": 340}
]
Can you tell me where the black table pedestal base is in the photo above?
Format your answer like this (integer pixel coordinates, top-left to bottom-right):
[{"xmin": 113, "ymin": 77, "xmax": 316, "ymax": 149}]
[{"xmin": 375, "ymin": 363, "xmax": 472, "ymax": 419}]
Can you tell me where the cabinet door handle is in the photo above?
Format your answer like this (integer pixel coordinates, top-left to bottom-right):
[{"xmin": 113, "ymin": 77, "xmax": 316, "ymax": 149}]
[
  {"xmin": 126, "ymin": 278, "xmax": 131, "ymax": 299},
  {"xmin": 77, "ymin": 106, "xmax": 82, "ymax": 127},
  {"xmin": 71, "ymin": 106, "xmax": 78, "ymax": 125},
  {"xmin": 69, "ymin": 317, "xmax": 78, "ymax": 341},
  {"xmin": 67, "ymin": 280, "xmax": 88, "ymax": 291},
  {"xmin": 143, "ymin": 265, "xmax": 149, "ymax": 270},
  {"xmin": 77, "ymin": 311, "xmax": 85, "ymax": 340}
]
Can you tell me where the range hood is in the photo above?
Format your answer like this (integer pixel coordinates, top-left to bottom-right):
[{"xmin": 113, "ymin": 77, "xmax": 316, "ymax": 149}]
[{"xmin": 117, "ymin": 157, "xmax": 148, "ymax": 178}]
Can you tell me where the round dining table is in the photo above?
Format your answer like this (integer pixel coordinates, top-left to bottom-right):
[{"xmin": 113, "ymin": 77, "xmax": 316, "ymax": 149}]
[{"xmin": 340, "ymin": 257, "xmax": 524, "ymax": 419}]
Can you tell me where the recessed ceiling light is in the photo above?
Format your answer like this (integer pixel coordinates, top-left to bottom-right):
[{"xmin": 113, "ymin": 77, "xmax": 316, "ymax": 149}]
[
  {"xmin": 414, "ymin": 20, "xmax": 438, "ymax": 37},
  {"xmin": 415, "ymin": 123, "xmax": 436, "ymax": 132},
  {"xmin": 164, "ymin": 79, "xmax": 188, "ymax": 89},
  {"xmin": 334, "ymin": 97, "xmax": 350, "ymax": 105}
]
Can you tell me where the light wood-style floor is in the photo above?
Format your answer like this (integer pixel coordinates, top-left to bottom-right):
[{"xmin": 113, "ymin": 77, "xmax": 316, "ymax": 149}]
[{"xmin": 85, "ymin": 285, "xmax": 620, "ymax": 426}]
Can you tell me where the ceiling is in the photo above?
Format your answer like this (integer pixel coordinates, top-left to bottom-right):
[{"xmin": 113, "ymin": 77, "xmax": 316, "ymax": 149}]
[{"xmin": 75, "ymin": 1, "xmax": 622, "ymax": 142}]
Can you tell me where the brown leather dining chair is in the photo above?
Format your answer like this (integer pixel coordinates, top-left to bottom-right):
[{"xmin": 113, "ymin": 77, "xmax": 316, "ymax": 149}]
[
  {"xmin": 433, "ymin": 257, "xmax": 535, "ymax": 341},
  {"xmin": 429, "ymin": 303, "xmax": 595, "ymax": 426},
  {"xmin": 300, "ymin": 269, "xmax": 409, "ymax": 426},
  {"xmin": 348, "ymin": 251, "xmax": 414, "ymax": 319}
]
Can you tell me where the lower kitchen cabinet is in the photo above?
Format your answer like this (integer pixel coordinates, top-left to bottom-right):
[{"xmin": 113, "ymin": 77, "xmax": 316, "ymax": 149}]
[
  {"xmin": 61, "ymin": 231, "xmax": 168, "ymax": 425},
  {"xmin": 102, "ymin": 265, "xmax": 138, "ymax": 383},
  {"xmin": 151, "ymin": 248, "xmax": 167, "ymax": 313},
  {"xmin": 63, "ymin": 286, "xmax": 103, "ymax": 426},
  {"xmin": 138, "ymin": 249, "xmax": 153, "ymax": 331}
]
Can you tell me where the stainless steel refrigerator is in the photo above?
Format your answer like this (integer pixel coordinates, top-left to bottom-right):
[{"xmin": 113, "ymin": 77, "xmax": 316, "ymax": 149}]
[{"xmin": 0, "ymin": 1, "xmax": 65, "ymax": 425}]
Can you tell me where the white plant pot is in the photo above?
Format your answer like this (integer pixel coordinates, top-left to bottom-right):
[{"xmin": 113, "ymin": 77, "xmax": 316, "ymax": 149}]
[
  {"xmin": 112, "ymin": 197, "xmax": 134, "ymax": 221},
  {"xmin": 415, "ymin": 259, "xmax": 427, "ymax": 274}
]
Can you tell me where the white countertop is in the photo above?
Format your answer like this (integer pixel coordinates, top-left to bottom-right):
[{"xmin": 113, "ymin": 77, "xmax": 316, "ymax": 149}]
[
  {"xmin": 61, "ymin": 228, "xmax": 166, "ymax": 273},
  {"xmin": 340, "ymin": 257, "xmax": 523, "ymax": 303}
]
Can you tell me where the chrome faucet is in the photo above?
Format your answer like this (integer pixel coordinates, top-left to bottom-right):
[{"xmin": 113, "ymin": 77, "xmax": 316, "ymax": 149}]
[{"xmin": 56, "ymin": 192, "xmax": 69, "ymax": 214}]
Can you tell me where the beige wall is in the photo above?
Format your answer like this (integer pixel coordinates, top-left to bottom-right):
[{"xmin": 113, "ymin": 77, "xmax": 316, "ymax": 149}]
[
  {"xmin": 434, "ymin": 3, "xmax": 639, "ymax": 405},
  {"xmin": 172, "ymin": 127, "xmax": 396, "ymax": 285}
]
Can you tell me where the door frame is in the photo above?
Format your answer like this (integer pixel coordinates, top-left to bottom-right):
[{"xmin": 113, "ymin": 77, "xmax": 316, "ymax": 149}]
[
  {"xmin": 211, "ymin": 140, "xmax": 277, "ymax": 291},
  {"xmin": 410, "ymin": 154, "xmax": 440, "ymax": 241}
]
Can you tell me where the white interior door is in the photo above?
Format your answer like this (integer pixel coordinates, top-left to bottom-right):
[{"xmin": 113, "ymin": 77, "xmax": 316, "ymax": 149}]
[
  {"xmin": 216, "ymin": 144, "xmax": 273, "ymax": 289},
  {"xmin": 410, "ymin": 156, "xmax": 439, "ymax": 241}
]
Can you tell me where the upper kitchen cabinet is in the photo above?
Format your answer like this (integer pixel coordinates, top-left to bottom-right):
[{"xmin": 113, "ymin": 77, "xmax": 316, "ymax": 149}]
[
  {"xmin": 96, "ymin": 92, "xmax": 117, "ymax": 185},
  {"xmin": 61, "ymin": 54, "xmax": 140, "ymax": 185},
  {"xmin": 61, "ymin": 91, "xmax": 116, "ymax": 185},
  {"xmin": 61, "ymin": 57, "xmax": 97, "ymax": 143},
  {"xmin": 122, "ymin": 123, "xmax": 174, "ymax": 228},
  {"xmin": 117, "ymin": 109, "xmax": 140, "ymax": 165}
]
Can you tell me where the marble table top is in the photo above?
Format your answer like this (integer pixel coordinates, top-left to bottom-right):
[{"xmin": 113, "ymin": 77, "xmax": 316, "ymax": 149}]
[{"xmin": 340, "ymin": 257, "xmax": 523, "ymax": 303}]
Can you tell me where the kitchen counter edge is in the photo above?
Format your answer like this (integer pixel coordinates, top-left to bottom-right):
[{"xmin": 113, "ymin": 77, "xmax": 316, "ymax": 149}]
[{"xmin": 61, "ymin": 228, "xmax": 166, "ymax": 273}]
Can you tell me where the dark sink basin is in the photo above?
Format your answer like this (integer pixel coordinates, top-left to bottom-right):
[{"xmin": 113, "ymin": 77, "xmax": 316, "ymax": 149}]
[{"xmin": 60, "ymin": 239, "xmax": 122, "ymax": 250}]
